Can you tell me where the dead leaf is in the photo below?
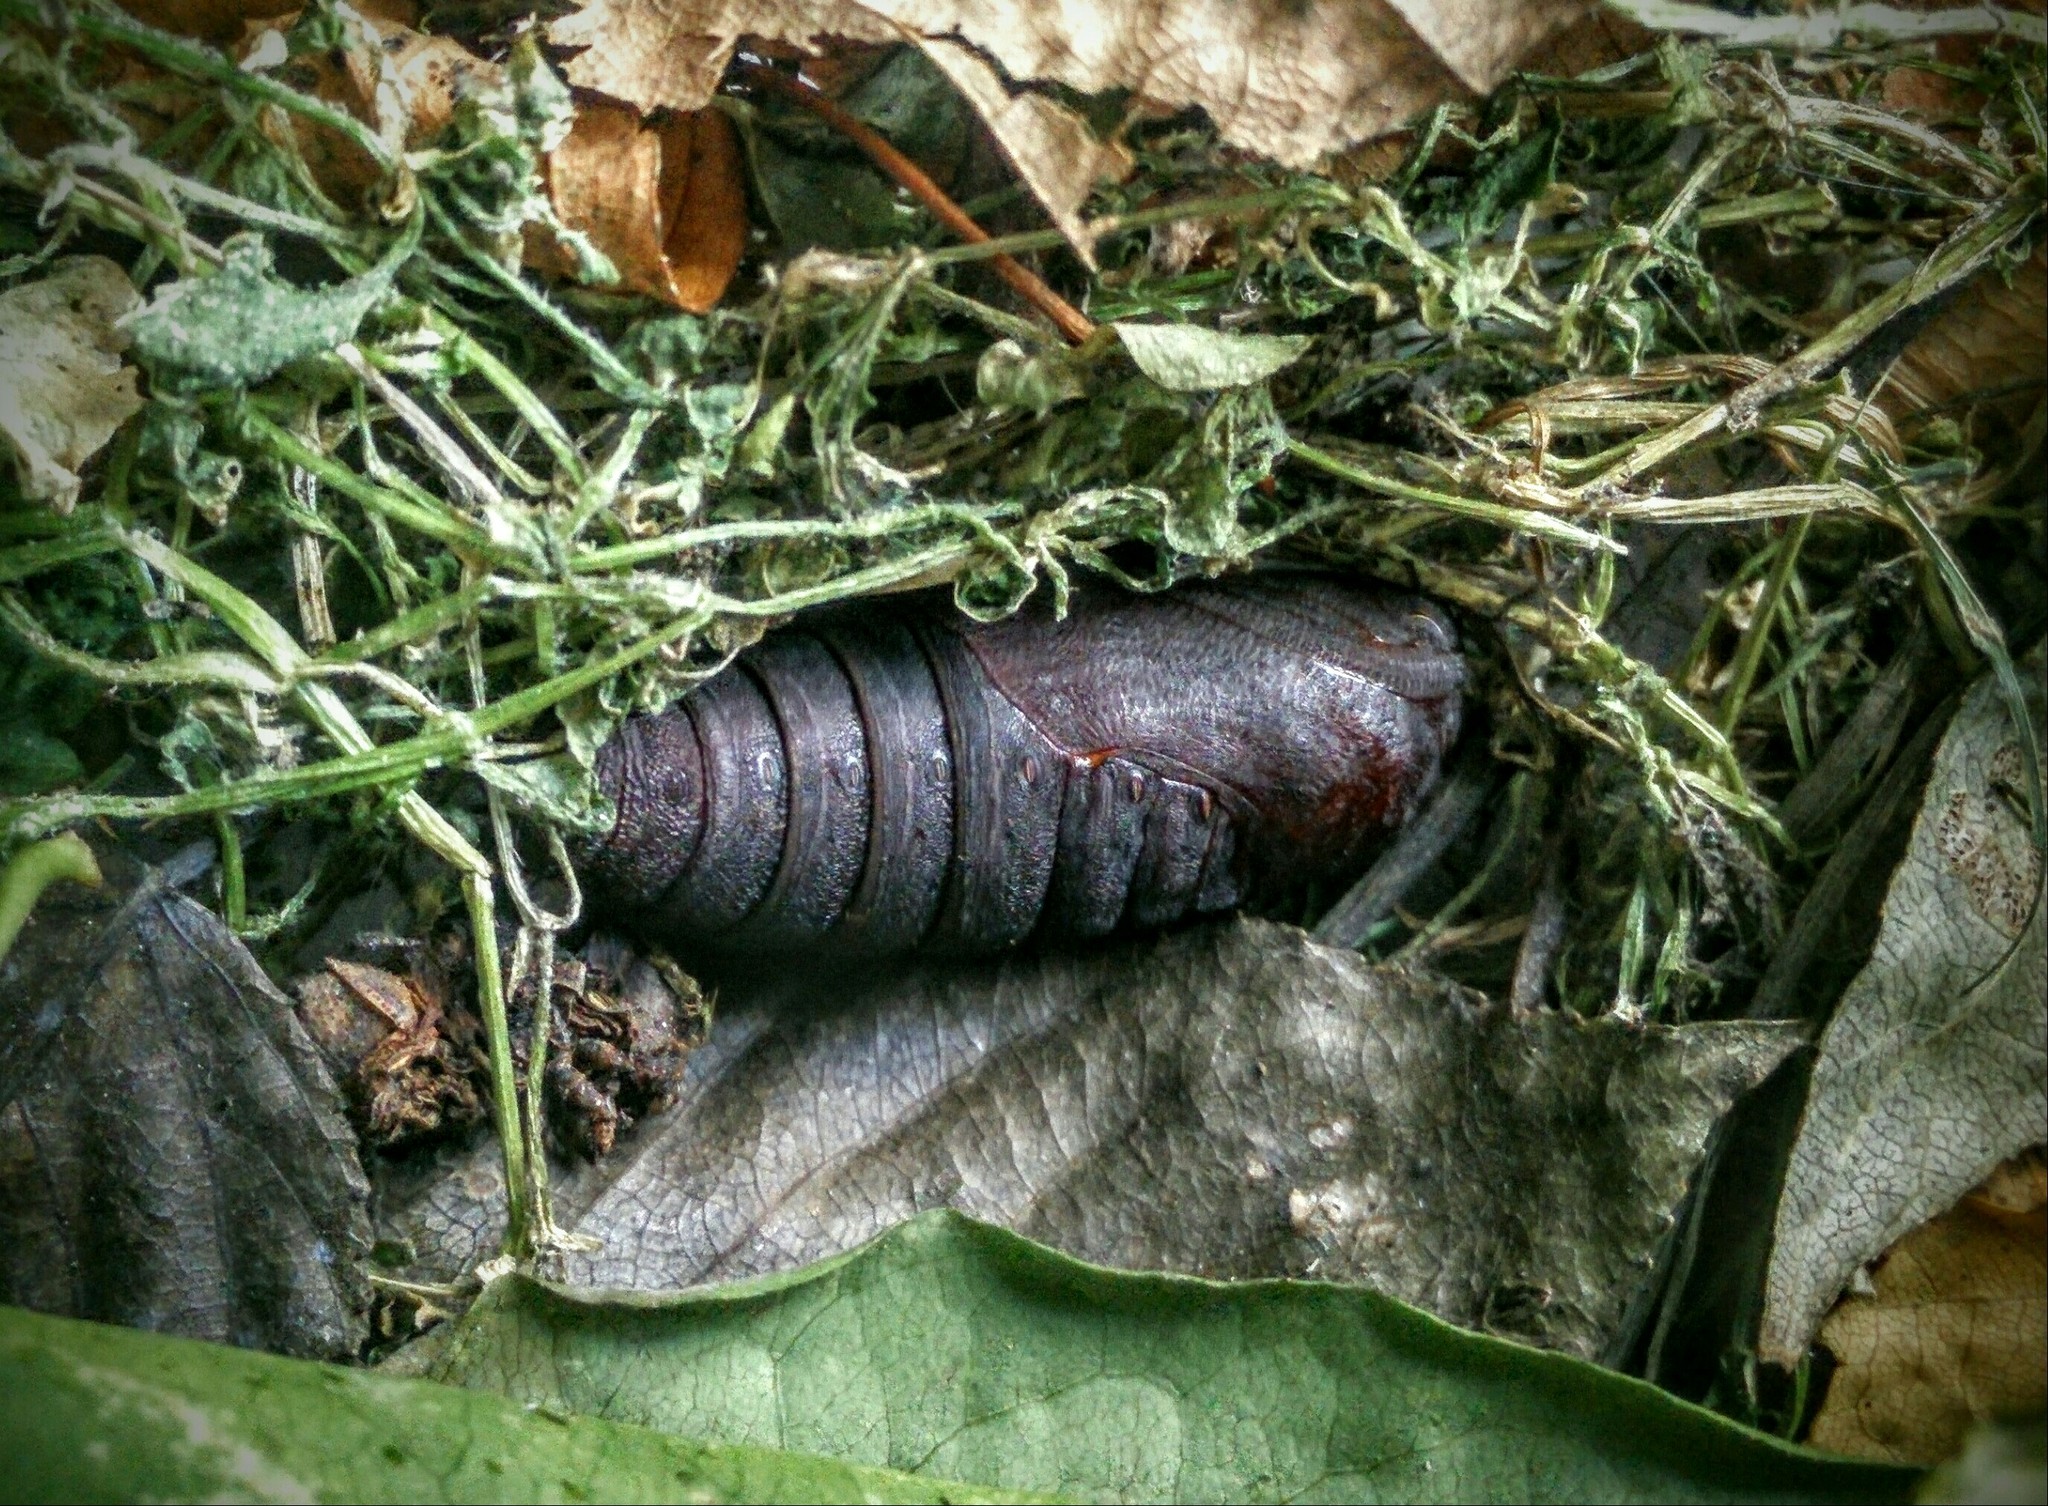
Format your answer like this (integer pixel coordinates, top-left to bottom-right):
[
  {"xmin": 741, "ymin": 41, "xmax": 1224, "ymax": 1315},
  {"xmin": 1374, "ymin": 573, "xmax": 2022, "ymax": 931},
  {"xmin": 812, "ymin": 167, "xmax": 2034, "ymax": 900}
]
[
  {"xmin": 548, "ymin": 0, "xmax": 1589, "ymax": 244},
  {"xmin": 239, "ymin": 6, "xmax": 490, "ymax": 200},
  {"xmin": 0, "ymin": 258, "xmax": 144, "ymax": 513},
  {"xmin": 1759, "ymin": 661, "xmax": 2048, "ymax": 1367},
  {"xmin": 1809, "ymin": 1149, "xmax": 2047, "ymax": 1466},
  {"xmin": 296, "ymin": 956, "xmax": 487, "ymax": 1151},
  {"xmin": 0, "ymin": 847, "xmax": 371, "ymax": 1359},
  {"xmin": 529, "ymin": 101, "xmax": 748, "ymax": 313},
  {"xmin": 385, "ymin": 917, "xmax": 1796, "ymax": 1361},
  {"xmin": 1881, "ymin": 247, "xmax": 2047, "ymax": 433}
]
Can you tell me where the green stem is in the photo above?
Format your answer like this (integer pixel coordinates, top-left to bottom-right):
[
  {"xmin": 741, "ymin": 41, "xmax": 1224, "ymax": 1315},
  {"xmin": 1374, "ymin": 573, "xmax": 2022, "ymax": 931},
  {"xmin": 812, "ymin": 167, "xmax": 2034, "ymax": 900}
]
[
  {"xmin": 1285, "ymin": 437, "xmax": 1619, "ymax": 553},
  {"xmin": 0, "ymin": 0, "xmax": 393, "ymax": 172},
  {"xmin": 240, "ymin": 411, "xmax": 507, "ymax": 562},
  {"xmin": 215, "ymin": 815, "xmax": 246, "ymax": 932},
  {"xmin": 1718, "ymin": 513, "xmax": 1811, "ymax": 736},
  {"xmin": 0, "ymin": 833, "xmax": 102, "ymax": 965},
  {"xmin": 464, "ymin": 869, "xmax": 531, "ymax": 1257}
]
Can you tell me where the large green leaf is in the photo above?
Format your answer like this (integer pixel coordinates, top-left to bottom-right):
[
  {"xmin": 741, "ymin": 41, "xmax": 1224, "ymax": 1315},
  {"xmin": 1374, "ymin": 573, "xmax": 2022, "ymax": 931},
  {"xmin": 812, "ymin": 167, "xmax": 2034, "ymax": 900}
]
[
  {"xmin": 0, "ymin": 1301, "xmax": 1036, "ymax": 1504},
  {"xmin": 432, "ymin": 1210, "xmax": 1914, "ymax": 1505}
]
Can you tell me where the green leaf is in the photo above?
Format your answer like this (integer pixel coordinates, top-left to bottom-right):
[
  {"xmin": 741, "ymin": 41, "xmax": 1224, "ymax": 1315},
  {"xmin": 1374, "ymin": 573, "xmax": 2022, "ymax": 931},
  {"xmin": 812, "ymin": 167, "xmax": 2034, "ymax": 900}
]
[
  {"xmin": 125, "ymin": 217, "xmax": 417, "ymax": 394},
  {"xmin": 430, "ymin": 1210, "xmax": 1914, "ymax": 1505},
  {"xmin": 1113, "ymin": 322, "xmax": 1311, "ymax": 391},
  {"xmin": 0, "ymin": 1302, "xmax": 1039, "ymax": 1505}
]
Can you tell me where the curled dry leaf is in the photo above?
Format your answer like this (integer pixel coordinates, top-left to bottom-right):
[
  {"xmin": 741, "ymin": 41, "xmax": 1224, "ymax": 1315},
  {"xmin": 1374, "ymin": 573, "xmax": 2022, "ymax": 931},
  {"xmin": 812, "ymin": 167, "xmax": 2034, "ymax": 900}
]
[
  {"xmin": 1809, "ymin": 1149, "xmax": 2047, "ymax": 1467},
  {"xmin": 241, "ymin": 3, "xmax": 481, "ymax": 200},
  {"xmin": 296, "ymin": 956, "xmax": 487, "ymax": 1151},
  {"xmin": 527, "ymin": 101, "xmax": 749, "ymax": 314},
  {"xmin": 386, "ymin": 917, "xmax": 1796, "ymax": 1361},
  {"xmin": 548, "ymin": 0, "xmax": 1589, "ymax": 254},
  {"xmin": 0, "ymin": 257, "xmax": 144, "ymax": 512},
  {"xmin": 240, "ymin": 10, "xmax": 747, "ymax": 311},
  {"xmin": 1760, "ymin": 663, "xmax": 2047, "ymax": 1367},
  {"xmin": 1881, "ymin": 247, "xmax": 2047, "ymax": 434}
]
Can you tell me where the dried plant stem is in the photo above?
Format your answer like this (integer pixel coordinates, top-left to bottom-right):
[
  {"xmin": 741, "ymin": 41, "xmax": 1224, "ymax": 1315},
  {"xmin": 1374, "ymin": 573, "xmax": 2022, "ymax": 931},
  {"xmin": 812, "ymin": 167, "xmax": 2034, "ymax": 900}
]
[
  {"xmin": 1585, "ymin": 171, "xmax": 2044, "ymax": 495},
  {"xmin": 739, "ymin": 64, "xmax": 1098, "ymax": 344}
]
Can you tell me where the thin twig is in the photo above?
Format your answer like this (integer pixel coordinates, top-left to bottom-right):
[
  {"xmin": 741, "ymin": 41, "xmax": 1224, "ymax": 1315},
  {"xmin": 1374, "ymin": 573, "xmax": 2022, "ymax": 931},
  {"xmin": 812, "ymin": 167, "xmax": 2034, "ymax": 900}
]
[{"xmin": 736, "ymin": 63, "xmax": 1098, "ymax": 345}]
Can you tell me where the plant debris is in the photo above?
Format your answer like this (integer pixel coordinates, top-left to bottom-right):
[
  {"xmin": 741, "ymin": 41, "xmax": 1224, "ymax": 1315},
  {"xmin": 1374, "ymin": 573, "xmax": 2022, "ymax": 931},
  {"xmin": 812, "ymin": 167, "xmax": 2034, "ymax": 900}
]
[
  {"xmin": 382, "ymin": 917, "xmax": 1800, "ymax": 1362},
  {"xmin": 1807, "ymin": 1148, "xmax": 2046, "ymax": 1467},
  {"xmin": 0, "ymin": 257, "xmax": 143, "ymax": 510},
  {"xmin": 510, "ymin": 940, "xmax": 706, "ymax": 1161},
  {"xmin": 296, "ymin": 949, "xmax": 489, "ymax": 1150},
  {"xmin": 0, "ymin": 0, "xmax": 2040, "ymax": 1452},
  {"xmin": 1760, "ymin": 657, "xmax": 2046, "ymax": 1368}
]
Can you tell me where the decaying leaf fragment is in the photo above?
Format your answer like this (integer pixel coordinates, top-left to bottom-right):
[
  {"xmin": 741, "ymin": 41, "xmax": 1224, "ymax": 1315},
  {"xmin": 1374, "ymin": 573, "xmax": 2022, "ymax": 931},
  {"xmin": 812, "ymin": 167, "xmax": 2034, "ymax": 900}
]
[
  {"xmin": 1810, "ymin": 1149, "xmax": 2047, "ymax": 1466},
  {"xmin": 548, "ymin": 0, "xmax": 1590, "ymax": 248},
  {"xmin": 1760, "ymin": 664, "xmax": 2047, "ymax": 1366},
  {"xmin": 1882, "ymin": 248, "xmax": 2047, "ymax": 436},
  {"xmin": 0, "ymin": 257, "xmax": 144, "ymax": 511},
  {"xmin": 527, "ymin": 101, "xmax": 749, "ymax": 314},
  {"xmin": 0, "ymin": 847, "xmax": 371, "ymax": 1360},
  {"xmin": 389, "ymin": 917, "xmax": 1796, "ymax": 1360},
  {"xmin": 237, "ymin": 8, "xmax": 748, "ymax": 311},
  {"xmin": 1114, "ymin": 321, "xmax": 1312, "ymax": 392}
]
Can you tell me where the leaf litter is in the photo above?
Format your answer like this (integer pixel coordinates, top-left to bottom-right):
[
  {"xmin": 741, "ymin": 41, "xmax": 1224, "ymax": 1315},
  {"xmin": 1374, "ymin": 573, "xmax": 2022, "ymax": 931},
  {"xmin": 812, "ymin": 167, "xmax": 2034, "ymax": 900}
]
[
  {"xmin": 1760, "ymin": 656, "xmax": 2046, "ymax": 1367},
  {"xmin": 0, "ymin": 0, "xmax": 2040, "ymax": 1493},
  {"xmin": 383, "ymin": 917, "xmax": 1801, "ymax": 1362}
]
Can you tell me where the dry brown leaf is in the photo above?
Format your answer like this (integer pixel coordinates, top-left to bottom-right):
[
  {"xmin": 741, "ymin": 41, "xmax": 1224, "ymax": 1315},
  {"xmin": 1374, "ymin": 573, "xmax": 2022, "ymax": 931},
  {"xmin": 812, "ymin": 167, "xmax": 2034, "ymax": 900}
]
[
  {"xmin": 530, "ymin": 102, "xmax": 749, "ymax": 313},
  {"xmin": 1810, "ymin": 1149, "xmax": 2047, "ymax": 1467},
  {"xmin": 240, "ymin": 6, "xmax": 488, "ymax": 200},
  {"xmin": 1881, "ymin": 247, "xmax": 2047, "ymax": 431},
  {"xmin": 547, "ymin": 0, "xmax": 1591, "ymax": 242},
  {"xmin": 238, "ymin": 11, "xmax": 747, "ymax": 311}
]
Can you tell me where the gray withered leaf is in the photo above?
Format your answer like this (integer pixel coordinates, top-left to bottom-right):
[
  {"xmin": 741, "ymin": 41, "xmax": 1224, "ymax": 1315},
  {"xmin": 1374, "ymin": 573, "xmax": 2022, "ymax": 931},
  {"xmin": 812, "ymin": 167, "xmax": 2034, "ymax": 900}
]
[
  {"xmin": 0, "ymin": 846, "xmax": 371, "ymax": 1359},
  {"xmin": 1760, "ymin": 663, "xmax": 2047, "ymax": 1366},
  {"xmin": 390, "ymin": 918, "xmax": 1797, "ymax": 1361}
]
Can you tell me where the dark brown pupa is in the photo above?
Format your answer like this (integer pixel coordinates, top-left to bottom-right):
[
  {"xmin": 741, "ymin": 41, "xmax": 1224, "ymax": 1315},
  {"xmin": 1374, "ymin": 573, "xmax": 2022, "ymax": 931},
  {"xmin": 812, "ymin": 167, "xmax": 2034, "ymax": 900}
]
[{"xmin": 580, "ymin": 574, "xmax": 1465, "ymax": 963}]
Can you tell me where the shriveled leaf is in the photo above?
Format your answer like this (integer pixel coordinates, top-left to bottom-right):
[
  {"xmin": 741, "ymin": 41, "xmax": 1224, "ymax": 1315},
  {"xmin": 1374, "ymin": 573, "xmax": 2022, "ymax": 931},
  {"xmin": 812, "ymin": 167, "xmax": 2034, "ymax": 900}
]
[
  {"xmin": 428, "ymin": 1209, "xmax": 1909, "ymax": 1505},
  {"xmin": 1882, "ymin": 247, "xmax": 2047, "ymax": 429},
  {"xmin": 0, "ymin": 1303, "xmax": 1033, "ymax": 1505},
  {"xmin": 1760, "ymin": 666, "xmax": 2048, "ymax": 1365},
  {"xmin": 1114, "ymin": 322, "xmax": 1313, "ymax": 391},
  {"xmin": 548, "ymin": 0, "xmax": 1589, "ymax": 186},
  {"xmin": 529, "ymin": 101, "xmax": 748, "ymax": 312},
  {"xmin": 1810, "ymin": 1150, "xmax": 2047, "ymax": 1466},
  {"xmin": 124, "ymin": 231, "xmax": 407, "ymax": 395},
  {"xmin": 0, "ymin": 848, "xmax": 371, "ymax": 1360},
  {"xmin": 0, "ymin": 257, "xmax": 144, "ymax": 512},
  {"xmin": 390, "ymin": 918, "xmax": 1797, "ymax": 1362}
]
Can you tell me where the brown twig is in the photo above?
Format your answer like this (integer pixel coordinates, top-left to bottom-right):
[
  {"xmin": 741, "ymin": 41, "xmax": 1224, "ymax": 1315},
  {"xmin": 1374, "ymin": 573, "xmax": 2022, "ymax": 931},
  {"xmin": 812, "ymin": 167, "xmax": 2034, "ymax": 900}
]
[{"xmin": 736, "ymin": 62, "xmax": 1098, "ymax": 345}]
